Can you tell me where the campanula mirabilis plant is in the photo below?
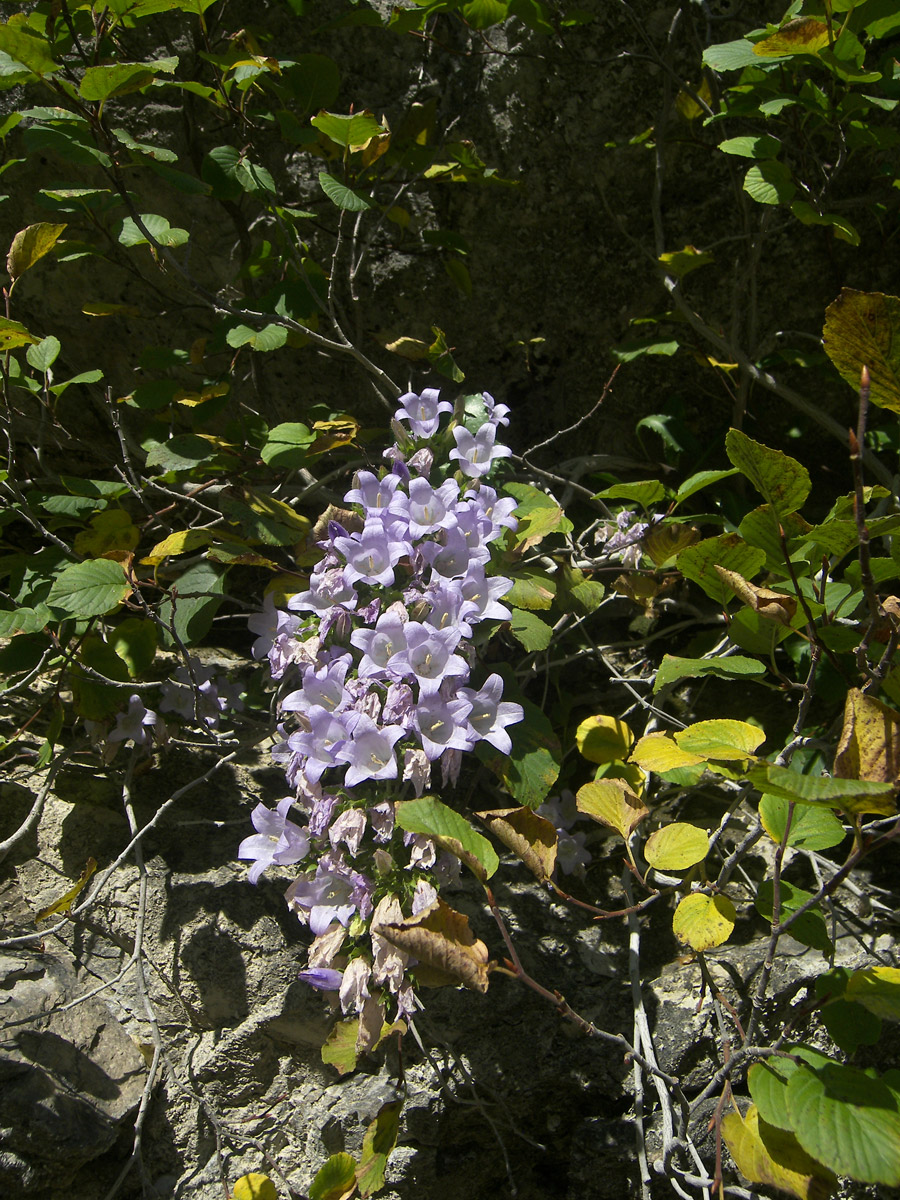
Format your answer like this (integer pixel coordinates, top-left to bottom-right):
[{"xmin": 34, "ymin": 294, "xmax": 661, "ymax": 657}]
[{"xmin": 240, "ymin": 388, "xmax": 522, "ymax": 1031}]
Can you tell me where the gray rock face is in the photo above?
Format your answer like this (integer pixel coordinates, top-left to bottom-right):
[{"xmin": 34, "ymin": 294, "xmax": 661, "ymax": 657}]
[{"xmin": 0, "ymin": 880, "xmax": 147, "ymax": 1197}]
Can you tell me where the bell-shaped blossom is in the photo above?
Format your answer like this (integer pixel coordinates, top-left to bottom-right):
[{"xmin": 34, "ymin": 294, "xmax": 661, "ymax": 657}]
[
  {"xmin": 334, "ymin": 520, "xmax": 410, "ymax": 587},
  {"xmin": 287, "ymin": 709, "xmax": 350, "ymax": 783},
  {"xmin": 343, "ymin": 468, "xmax": 406, "ymax": 519},
  {"xmin": 420, "ymin": 525, "xmax": 472, "ymax": 579},
  {"xmin": 110, "ymin": 695, "xmax": 158, "ymax": 746},
  {"xmin": 298, "ymin": 967, "xmax": 343, "ymax": 991},
  {"xmin": 414, "ymin": 693, "xmax": 474, "ymax": 760},
  {"xmin": 403, "ymin": 622, "xmax": 468, "ymax": 695},
  {"xmin": 396, "ymin": 387, "xmax": 453, "ymax": 438},
  {"xmin": 335, "ymin": 712, "xmax": 406, "ymax": 787},
  {"xmin": 286, "ymin": 853, "xmax": 373, "ymax": 935},
  {"xmin": 351, "ymin": 607, "xmax": 408, "ymax": 678},
  {"xmin": 406, "ymin": 476, "xmax": 460, "ymax": 538},
  {"xmin": 449, "ymin": 422, "xmax": 512, "ymax": 478},
  {"xmin": 239, "ymin": 797, "xmax": 310, "ymax": 885},
  {"xmin": 289, "ymin": 565, "xmax": 358, "ymax": 614},
  {"xmin": 460, "ymin": 673, "xmax": 524, "ymax": 754}
]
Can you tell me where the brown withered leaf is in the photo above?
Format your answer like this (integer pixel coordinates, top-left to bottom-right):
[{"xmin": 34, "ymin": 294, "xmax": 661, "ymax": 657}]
[
  {"xmin": 576, "ymin": 779, "xmax": 649, "ymax": 840},
  {"xmin": 834, "ymin": 687, "xmax": 900, "ymax": 790},
  {"xmin": 713, "ymin": 565, "xmax": 797, "ymax": 624},
  {"xmin": 476, "ymin": 806, "xmax": 557, "ymax": 882},
  {"xmin": 882, "ymin": 596, "xmax": 900, "ymax": 630},
  {"xmin": 378, "ymin": 898, "xmax": 490, "ymax": 993},
  {"xmin": 312, "ymin": 503, "xmax": 363, "ymax": 542},
  {"xmin": 642, "ymin": 522, "xmax": 700, "ymax": 568}
]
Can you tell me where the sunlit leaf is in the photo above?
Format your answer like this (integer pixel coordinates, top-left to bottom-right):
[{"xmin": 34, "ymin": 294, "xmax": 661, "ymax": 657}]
[
  {"xmin": 575, "ymin": 714, "xmax": 634, "ymax": 765},
  {"xmin": 653, "ymin": 654, "xmax": 765, "ymax": 692},
  {"xmin": 677, "ymin": 533, "xmax": 766, "ymax": 606},
  {"xmin": 232, "ymin": 1174, "xmax": 278, "ymax": 1200},
  {"xmin": 630, "ymin": 731, "xmax": 705, "ymax": 774},
  {"xmin": 672, "ymin": 892, "xmax": 736, "ymax": 950},
  {"xmin": 7, "ymin": 222, "xmax": 67, "ymax": 280},
  {"xmin": 759, "ymin": 794, "xmax": 845, "ymax": 851},
  {"xmin": 46, "ymin": 559, "xmax": 130, "ymax": 617},
  {"xmin": 576, "ymin": 779, "xmax": 648, "ymax": 840},
  {"xmin": 378, "ymin": 898, "xmax": 491, "ymax": 993},
  {"xmin": 722, "ymin": 1103, "xmax": 837, "ymax": 1200},
  {"xmin": 476, "ymin": 806, "xmax": 557, "ymax": 881},
  {"xmin": 644, "ymin": 822, "xmax": 709, "ymax": 871},
  {"xmin": 356, "ymin": 1100, "xmax": 402, "ymax": 1197},
  {"xmin": 754, "ymin": 18, "xmax": 830, "ymax": 57},
  {"xmin": 846, "ymin": 967, "xmax": 900, "ymax": 1021},
  {"xmin": 308, "ymin": 1150, "xmax": 357, "ymax": 1200},
  {"xmin": 396, "ymin": 796, "xmax": 499, "ymax": 881}
]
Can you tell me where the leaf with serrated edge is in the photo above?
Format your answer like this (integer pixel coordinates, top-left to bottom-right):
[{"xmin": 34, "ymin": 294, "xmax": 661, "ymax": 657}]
[
  {"xmin": 846, "ymin": 967, "xmax": 900, "ymax": 1021},
  {"xmin": 721, "ymin": 1104, "xmax": 837, "ymax": 1200},
  {"xmin": 630, "ymin": 732, "xmax": 705, "ymax": 773},
  {"xmin": 759, "ymin": 794, "xmax": 845, "ymax": 851},
  {"xmin": 834, "ymin": 688, "xmax": 900, "ymax": 789},
  {"xmin": 476, "ymin": 807, "xmax": 557, "ymax": 881},
  {"xmin": 725, "ymin": 428, "xmax": 811, "ymax": 518},
  {"xmin": 321, "ymin": 1019, "xmax": 360, "ymax": 1076},
  {"xmin": 672, "ymin": 893, "xmax": 735, "ymax": 951},
  {"xmin": 396, "ymin": 797, "xmax": 498, "ymax": 881},
  {"xmin": 676, "ymin": 718, "xmax": 765, "ymax": 761},
  {"xmin": 823, "ymin": 290, "xmax": 900, "ymax": 413},
  {"xmin": 576, "ymin": 780, "xmax": 648, "ymax": 840},
  {"xmin": 749, "ymin": 764, "xmax": 895, "ymax": 816},
  {"xmin": 786, "ymin": 1061, "xmax": 900, "ymax": 1185},
  {"xmin": 378, "ymin": 898, "xmax": 490, "ymax": 993},
  {"xmin": 654, "ymin": 654, "xmax": 765, "ymax": 692}
]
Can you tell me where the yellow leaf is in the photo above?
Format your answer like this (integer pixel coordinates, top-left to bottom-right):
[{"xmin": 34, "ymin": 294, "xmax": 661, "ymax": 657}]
[
  {"xmin": 721, "ymin": 1104, "xmax": 837, "ymax": 1200},
  {"xmin": 7, "ymin": 222, "xmax": 67, "ymax": 281},
  {"xmin": 142, "ymin": 528, "xmax": 212, "ymax": 565},
  {"xmin": 834, "ymin": 688, "xmax": 900, "ymax": 789},
  {"xmin": 846, "ymin": 967, "xmax": 900, "ymax": 1021},
  {"xmin": 36, "ymin": 858, "xmax": 97, "ymax": 921},
  {"xmin": 631, "ymin": 731, "xmax": 705, "ymax": 773},
  {"xmin": 232, "ymin": 1174, "xmax": 278, "ymax": 1200},
  {"xmin": 672, "ymin": 892, "xmax": 736, "ymax": 951},
  {"xmin": 644, "ymin": 822, "xmax": 709, "ymax": 871},
  {"xmin": 754, "ymin": 18, "xmax": 830, "ymax": 58},
  {"xmin": 675, "ymin": 718, "xmax": 765, "ymax": 762},
  {"xmin": 576, "ymin": 779, "xmax": 649, "ymax": 840},
  {"xmin": 384, "ymin": 336, "xmax": 430, "ymax": 360},
  {"xmin": 575, "ymin": 714, "xmax": 634, "ymax": 764},
  {"xmin": 74, "ymin": 510, "xmax": 140, "ymax": 558}
]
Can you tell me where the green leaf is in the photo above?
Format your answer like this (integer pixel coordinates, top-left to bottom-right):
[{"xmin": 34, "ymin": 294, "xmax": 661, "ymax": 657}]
[
  {"xmin": 743, "ymin": 161, "xmax": 796, "ymax": 205},
  {"xmin": 145, "ymin": 434, "xmax": 219, "ymax": 473},
  {"xmin": 462, "ymin": 0, "xmax": 509, "ymax": 28},
  {"xmin": 504, "ymin": 481, "xmax": 571, "ymax": 545},
  {"xmin": 79, "ymin": 62, "xmax": 160, "ymax": 101},
  {"xmin": 677, "ymin": 534, "xmax": 766, "ymax": 606},
  {"xmin": 594, "ymin": 479, "xmax": 666, "ymax": 506},
  {"xmin": 226, "ymin": 323, "xmax": 288, "ymax": 352},
  {"xmin": 396, "ymin": 796, "xmax": 499, "ymax": 881},
  {"xmin": 749, "ymin": 1056, "xmax": 802, "ymax": 1132},
  {"xmin": 820, "ymin": 998, "xmax": 882, "ymax": 1055},
  {"xmin": 675, "ymin": 467, "xmax": 739, "ymax": 502},
  {"xmin": 0, "ymin": 26, "xmax": 59, "ymax": 75},
  {"xmin": 357, "ymin": 1100, "xmax": 402, "ymax": 1197},
  {"xmin": 759, "ymin": 794, "xmax": 846, "ymax": 851},
  {"xmin": 611, "ymin": 338, "xmax": 679, "ymax": 363},
  {"xmin": 260, "ymin": 421, "xmax": 315, "ymax": 466},
  {"xmin": 508, "ymin": 608, "xmax": 552, "ymax": 651},
  {"xmin": 790, "ymin": 201, "xmax": 860, "ymax": 246},
  {"xmin": 555, "ymin": 565, "xmax": 605, "ymax": 616},
  {"xmin": 478, "ymin": 691, "xmax": 561, "ymax": 808},
  {"xmin": 109, "ymin": 617, "xmax": 157, "ymax": 677},
  {"xmin": 846, "ymin": 967, "xmax": 900, "ymax": 1021},
  {"xmin": 823, "ymin": 289, "xmax": 900, "ymax": 413},
  {"xmin": 311, "ymin": 111, "xmax": 385, "ymax": 147},
  {"xmin": 755, "ymin": 880, "xmax": 832, "ymax": 954},
  {"xmin": 787, "ymin": 1061, "xmax": 900, "ymax": 1185},
  {"xmin": 644, "ymin": 822, "xmax": 709, "ymax": 870},
  {"xmin": 309, "ymin": 1150, "xmax": 358, "ymax": 1200},
  {"xmin": 46, "ymin": 559, "xmax": 130, "ymax": 618},
  {"xmin": 718, "ymin": 134, "xmax": 782, "ymax": 158},
  {"xmin": 318, "ymin": 171, "xmax": 372, "ymax": 211},
  {"xmin": 157, "ymin": 561, "xmax": 225, "ymax": 647},
  {"xmin": 7, "ymin": 222, "xmax": 67, "ymax": 280},
  {"xmin": 507, "ymin": 569, "xmax": 556, "ymax": 611},
  {"xmin": 702, "ymin": 38, "xmax": 761, "ymax": 71},
  {"xmin": 0, "ymin": 606, "xmax": 48, "ymax": 636},
  {"xmin": 653, "ymin": 654, "xmax": 765, "ymax": 692},
  {"xmin": 117, "ymin": 213, "xmax": 189, "ymax": 248},
  {"xmin": 725, "ymin": 429, "xmax": 811, "ymax": 519},
  {"xmin": 284, "ymin": 54, "xmax": 341, "ymax": 112},
  {"xmin": 26, "ymin": 335, "xmax": 61, "ymax": 372},
  {"xmin": 748, "ymin": 763, "xmax": 895, "ymax": 814}
]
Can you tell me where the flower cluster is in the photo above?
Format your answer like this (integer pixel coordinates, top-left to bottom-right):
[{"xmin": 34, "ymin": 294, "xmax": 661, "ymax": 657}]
[{"xmin": 241, "ymin": 388, "xmax": 523, "ymax": 1026}]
